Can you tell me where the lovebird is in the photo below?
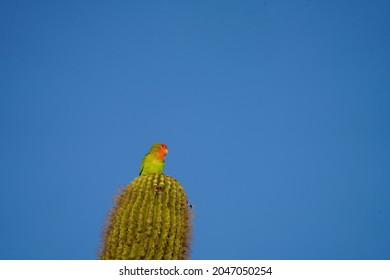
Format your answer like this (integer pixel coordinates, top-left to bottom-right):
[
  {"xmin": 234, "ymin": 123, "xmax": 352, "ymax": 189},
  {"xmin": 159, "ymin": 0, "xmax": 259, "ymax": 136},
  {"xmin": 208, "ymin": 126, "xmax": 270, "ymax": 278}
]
[{"xmin": 139, "ymin": 143, "xmax": 168, "ymax": 176}]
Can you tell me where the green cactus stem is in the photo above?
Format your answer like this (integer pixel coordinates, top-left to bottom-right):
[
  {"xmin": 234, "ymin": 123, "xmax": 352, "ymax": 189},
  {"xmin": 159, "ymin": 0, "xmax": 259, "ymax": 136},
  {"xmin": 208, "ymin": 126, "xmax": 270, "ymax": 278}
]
[{"xmin": 99, "ymin": 174, "xmax": 192, "ymax": 260}]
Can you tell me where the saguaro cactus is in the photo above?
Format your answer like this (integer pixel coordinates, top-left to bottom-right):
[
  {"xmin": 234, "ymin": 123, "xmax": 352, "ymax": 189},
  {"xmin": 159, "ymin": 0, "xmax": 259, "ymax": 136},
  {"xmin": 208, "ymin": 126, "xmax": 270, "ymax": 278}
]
[{"xmin": 100, "ymin": 174, "xmax": 191, "ymax": 260}]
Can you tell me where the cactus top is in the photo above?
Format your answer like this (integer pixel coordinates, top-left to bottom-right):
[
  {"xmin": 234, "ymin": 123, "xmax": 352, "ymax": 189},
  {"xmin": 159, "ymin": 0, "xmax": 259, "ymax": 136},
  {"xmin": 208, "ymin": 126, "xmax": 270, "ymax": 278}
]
[
  {"xmin": 100, "ymin": 173, "xmax": 192, "ymax": 260},
  {"xmin": 139, "ymin": 143, "xmax": 168, "ymax": 176}
]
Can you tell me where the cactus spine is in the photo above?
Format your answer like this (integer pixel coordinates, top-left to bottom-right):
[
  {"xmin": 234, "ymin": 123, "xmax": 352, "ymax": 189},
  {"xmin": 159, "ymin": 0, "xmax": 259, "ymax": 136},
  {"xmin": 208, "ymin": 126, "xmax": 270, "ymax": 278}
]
[{"xmin": 100, "ymin": 174, "xmax": 191, "ymax": 260}]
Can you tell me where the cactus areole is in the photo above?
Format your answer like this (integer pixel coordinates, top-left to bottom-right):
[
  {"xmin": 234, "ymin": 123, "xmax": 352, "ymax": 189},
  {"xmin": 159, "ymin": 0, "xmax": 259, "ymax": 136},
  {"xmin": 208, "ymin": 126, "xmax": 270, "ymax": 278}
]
[{"xmin": 100, "ymin": 174, "xmax": 192, "ymax": 260}]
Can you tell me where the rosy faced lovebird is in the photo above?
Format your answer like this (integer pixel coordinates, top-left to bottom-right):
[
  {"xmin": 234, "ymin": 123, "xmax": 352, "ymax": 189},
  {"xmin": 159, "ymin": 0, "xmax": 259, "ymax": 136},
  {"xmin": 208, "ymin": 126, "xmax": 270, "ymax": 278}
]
[{"xmin": 139, "ymin": 143, "xmax": 168, "ymax": 176}]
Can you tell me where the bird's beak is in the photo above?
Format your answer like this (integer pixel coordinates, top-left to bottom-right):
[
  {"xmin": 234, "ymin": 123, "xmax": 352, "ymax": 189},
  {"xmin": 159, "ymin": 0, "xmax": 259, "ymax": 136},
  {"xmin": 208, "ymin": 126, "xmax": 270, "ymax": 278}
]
[{"xmin": 165, "ymin": 148, "xmax": 168, "ymax": 155}]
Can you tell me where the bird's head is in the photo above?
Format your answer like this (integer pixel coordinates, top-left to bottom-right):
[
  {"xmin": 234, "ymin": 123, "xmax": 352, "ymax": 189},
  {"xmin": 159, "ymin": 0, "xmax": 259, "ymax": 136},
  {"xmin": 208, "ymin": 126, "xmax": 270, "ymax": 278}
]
[{"xmin": 151, "ymin": 142, "xmax": 168, "ymax": 160}]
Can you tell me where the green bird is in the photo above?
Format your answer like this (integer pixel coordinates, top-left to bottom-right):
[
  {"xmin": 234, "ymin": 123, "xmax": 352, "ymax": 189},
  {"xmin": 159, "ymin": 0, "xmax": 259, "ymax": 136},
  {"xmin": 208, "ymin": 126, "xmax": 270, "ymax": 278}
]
[{"xmin": 139, "ymin": 143, "xmax": 169, "ymax": 176}]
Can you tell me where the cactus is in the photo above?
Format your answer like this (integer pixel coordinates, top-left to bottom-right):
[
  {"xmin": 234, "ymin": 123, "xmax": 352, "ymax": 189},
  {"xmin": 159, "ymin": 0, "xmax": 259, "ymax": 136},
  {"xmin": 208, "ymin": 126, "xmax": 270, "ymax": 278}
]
[{"xmin": 99, "ymin": 174, "xmax": 192, "ymax": 260}]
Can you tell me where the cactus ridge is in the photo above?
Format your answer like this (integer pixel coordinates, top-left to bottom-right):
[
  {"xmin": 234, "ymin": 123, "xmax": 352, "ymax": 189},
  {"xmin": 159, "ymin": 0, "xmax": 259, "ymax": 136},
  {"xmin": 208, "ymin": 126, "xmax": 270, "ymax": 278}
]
[{"xmin": 100, "ymin": 174, "xmax": 192, "ymax": 260}]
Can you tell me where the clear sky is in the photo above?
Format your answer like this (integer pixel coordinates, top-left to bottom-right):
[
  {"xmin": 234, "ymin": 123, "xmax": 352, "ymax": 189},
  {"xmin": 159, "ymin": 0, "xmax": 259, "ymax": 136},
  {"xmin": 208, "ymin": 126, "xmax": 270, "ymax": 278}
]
[{"xmin": 1, "ymin": 0, "xmax": 389, "ymax": 260}]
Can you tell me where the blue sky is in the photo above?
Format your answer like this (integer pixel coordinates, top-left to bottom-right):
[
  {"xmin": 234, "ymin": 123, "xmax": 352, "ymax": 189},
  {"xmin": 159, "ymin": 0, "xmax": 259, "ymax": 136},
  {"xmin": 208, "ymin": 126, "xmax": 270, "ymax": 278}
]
[{"xmin": 1, "ymin": 0, "xmax": 389, "ymax": 260}]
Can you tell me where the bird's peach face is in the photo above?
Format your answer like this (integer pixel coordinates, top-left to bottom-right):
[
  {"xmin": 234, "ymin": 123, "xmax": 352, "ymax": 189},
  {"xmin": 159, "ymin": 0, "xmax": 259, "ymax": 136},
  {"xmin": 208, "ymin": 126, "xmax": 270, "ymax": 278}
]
[{"xmin": 158, "ymin": 144, "xmax": 168, "ymax": 159}]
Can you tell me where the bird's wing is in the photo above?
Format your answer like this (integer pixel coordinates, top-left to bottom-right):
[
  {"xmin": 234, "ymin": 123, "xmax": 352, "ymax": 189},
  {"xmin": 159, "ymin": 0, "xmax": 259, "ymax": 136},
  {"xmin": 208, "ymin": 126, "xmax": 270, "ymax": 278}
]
[{"xmin": 139, "ymin": 152, "xmax": 148, "ymax": 175}]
